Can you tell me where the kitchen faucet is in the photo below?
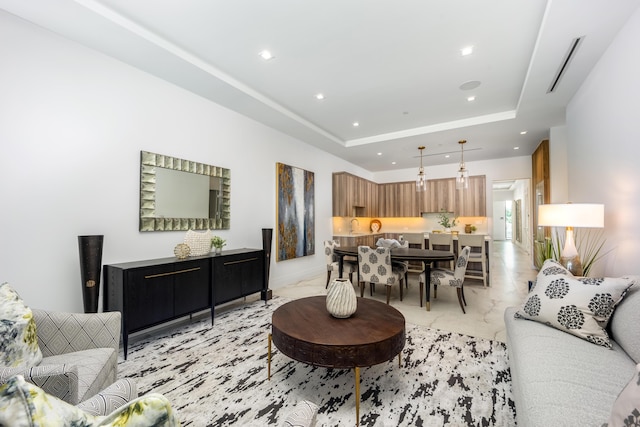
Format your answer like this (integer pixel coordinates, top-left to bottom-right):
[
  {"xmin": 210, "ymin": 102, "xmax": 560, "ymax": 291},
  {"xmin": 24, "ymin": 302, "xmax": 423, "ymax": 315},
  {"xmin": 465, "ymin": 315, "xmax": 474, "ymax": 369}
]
[{"xmin": 350, "ymin": 218, "xmax": 359, "ymax": 234}]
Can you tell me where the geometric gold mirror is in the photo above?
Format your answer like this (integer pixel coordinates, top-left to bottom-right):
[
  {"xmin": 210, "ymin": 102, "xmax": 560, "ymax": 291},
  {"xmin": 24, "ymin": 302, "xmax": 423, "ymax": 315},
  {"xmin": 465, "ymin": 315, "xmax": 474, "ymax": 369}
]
[{"xmin": 139, "ymin": 151, "xmax": 230, "ymax": 231}]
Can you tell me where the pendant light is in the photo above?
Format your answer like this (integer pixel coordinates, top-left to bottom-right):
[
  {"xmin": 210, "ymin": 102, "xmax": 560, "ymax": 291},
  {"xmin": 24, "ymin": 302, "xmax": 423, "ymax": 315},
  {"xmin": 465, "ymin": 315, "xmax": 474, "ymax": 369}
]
[
  {"xmin": 456, "ymin": 139, "xmax": 469, "ymax": 190},
  {"xmin": 416, "ymin": 146, "xmax": 427, "ymax": 192}
]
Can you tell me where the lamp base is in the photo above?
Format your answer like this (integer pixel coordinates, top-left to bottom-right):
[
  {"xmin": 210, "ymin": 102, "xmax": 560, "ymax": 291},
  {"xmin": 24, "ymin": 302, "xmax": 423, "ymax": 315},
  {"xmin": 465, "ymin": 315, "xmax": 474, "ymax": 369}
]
[{"xmin": 560, "ymin": 255, "xmax": 583, "ymax": 277}]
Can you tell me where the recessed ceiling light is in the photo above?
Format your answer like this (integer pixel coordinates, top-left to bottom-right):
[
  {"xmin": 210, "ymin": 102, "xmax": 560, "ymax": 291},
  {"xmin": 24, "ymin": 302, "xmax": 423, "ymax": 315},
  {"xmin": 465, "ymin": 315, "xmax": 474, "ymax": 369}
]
[
  {"xmin": 445, "ymin": 155, "xmax": 450, "ymax": 158},
  {"xmin": 258, "ymin": 50, "xmax": 274, "ymax": 60},
  {"xmin": 461, "ymin": 46, "xmax": 474, "ymax": 56},
  {"xmin": 352, "ymin": 122, "xmax": 359, "ymax": 127},
  {"xmin": 514, "ymin": 146, "xmax": 520, "ymax": 150},
  {"xmin": 377, "ymin": 152, "xmax": 382, "ymax": 156},
  {"xmin": 520, "ymin": 131, "xmax": 527, "ymax": 135},
  {"xmin": 467, "ymin": 96, "xmax": 476, "ymax": 102},
  {"xmin": 392, "ymin": 161, "xmax": 397, "ymax": 165},
  {"xmin": 315, "ymin": 93, "xmax": 324, "ymax": 100}
]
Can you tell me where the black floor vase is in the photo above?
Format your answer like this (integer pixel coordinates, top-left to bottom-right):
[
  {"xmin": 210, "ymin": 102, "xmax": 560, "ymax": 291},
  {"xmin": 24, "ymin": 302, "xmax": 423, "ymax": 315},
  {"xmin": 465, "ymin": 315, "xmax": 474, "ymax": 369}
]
[{"xmin": 78, "ymin": 235, "xmax": 104, "ymax": 313}]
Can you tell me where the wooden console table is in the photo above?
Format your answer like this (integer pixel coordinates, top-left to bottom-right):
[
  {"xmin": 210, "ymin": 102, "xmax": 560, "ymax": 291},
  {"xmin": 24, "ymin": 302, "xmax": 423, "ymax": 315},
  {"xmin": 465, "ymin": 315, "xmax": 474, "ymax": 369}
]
[{"xmin": 104, "ymin": 248, "xmax": 264, "ymax": 359}]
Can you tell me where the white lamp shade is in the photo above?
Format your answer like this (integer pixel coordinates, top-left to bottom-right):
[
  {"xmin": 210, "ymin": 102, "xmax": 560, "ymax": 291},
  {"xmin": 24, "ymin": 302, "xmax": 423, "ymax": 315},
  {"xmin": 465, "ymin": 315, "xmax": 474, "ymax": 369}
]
[{"xmin": 538, "ymin": 203, "xmax": 604, "ymax": 228}]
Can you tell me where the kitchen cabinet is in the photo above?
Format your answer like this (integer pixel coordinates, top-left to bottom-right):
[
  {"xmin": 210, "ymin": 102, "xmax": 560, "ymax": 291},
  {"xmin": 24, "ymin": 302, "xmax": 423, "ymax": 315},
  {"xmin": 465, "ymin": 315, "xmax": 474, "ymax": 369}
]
[
  {"xmin": 333, "ymin": 233, "xmax": 384, "ymax": 248},
  {"xmin": 423, "ymin": 178, "xmax": 456, "ymax": 213},
  {"xmin": 378, "ymin": 182, "xmax": 419, "ymax": 217},
  {"xmin": 332, "ymin": 172, "xmax": 378, "ymax": 217},
  {"xmin": 455, "ymin": 175, "xmax": 486, "ymax": 216}
]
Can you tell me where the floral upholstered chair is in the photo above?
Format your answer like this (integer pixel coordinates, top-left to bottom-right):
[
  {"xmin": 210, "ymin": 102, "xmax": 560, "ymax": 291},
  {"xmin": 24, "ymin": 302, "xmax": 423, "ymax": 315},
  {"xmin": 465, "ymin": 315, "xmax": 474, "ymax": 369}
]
[
  {"xmin": 357, "ymin": 246, "xmax": 404, "ymax": 304},
  {"xmin": 324, "ymin": 240, "xmax": 356, "ymax": 288},
  {"xmin": 419, "ymin": 246, "xmax": 471, "ymax": 313}
]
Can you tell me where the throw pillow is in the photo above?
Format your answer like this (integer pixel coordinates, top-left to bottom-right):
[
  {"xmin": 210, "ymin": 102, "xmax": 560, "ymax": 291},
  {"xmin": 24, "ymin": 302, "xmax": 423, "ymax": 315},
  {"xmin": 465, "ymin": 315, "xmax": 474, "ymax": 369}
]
[
  {"xmin": 0, "ymin": 282, "xmax": 43, "ymax": 368},
  {"xmin": 603, "ymin": 364, "xmax": 640, "ymax": 427},
  {"xmin": 515, "ymin": 260, "xmax": 636, "ymax": 348},
  {"xmin": 184, "ymin": 229, "xmax": 213, "ymax": 256},
  {"xmin": 0, "ymin": 375, "xmax": 180, "ymax": 427}
]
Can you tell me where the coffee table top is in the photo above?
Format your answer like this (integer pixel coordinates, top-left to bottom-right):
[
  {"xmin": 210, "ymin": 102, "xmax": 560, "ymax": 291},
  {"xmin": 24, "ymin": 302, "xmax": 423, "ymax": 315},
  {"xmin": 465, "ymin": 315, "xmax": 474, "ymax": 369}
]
[{"xmin": 271, "ymin": 296, "xmax": 405, "ymax": 368}]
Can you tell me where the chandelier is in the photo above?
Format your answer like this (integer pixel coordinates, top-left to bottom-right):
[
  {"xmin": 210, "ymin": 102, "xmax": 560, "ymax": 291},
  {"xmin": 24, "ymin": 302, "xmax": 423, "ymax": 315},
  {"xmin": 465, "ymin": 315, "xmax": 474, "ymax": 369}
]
[
  {"xmin": 456, "ymin": 140, "xmax": 469, "ymax": 190},
  {"xmin": 416, "ymin": 146, "xmax": 426, "ymax": 192}
]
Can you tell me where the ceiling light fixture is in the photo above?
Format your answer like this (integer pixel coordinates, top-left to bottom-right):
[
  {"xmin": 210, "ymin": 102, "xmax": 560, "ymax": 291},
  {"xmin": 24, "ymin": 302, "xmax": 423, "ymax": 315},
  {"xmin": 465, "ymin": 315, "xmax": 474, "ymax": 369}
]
[
  {"xmin": 258, "ymin": 50, "xmax": 274, "ymax": 60},
  {"xmin": 514, "ymin": 146, "xmax": 520, "ymax": 150},
  {"xmin": 416, "ymin": 146, "xmax": 427, "ymax": 192},
  {"xmin": 456, "ymin": 140, "xmax": 469, "ymax": 190},
  {"xmin": 352, "ymin": 122, "xmax": 359, "ymax": 127},
  {"xmin": 467, "ymin": 96, "xmax": 476, "ymax": 102},
  {"xmin": 377, "ymin": 152, "xmax": 382, "ymax": 156},
  {"xmin": 461, "ymin": 46, "xmax": 474, "ymax": 56},
  {"xmin": 520, "ymin": 131, "xmax": 527, "ymax": 135},
  {"xmin": 315, "ymin": 93, "xmax": 324, "ymax": 100}
]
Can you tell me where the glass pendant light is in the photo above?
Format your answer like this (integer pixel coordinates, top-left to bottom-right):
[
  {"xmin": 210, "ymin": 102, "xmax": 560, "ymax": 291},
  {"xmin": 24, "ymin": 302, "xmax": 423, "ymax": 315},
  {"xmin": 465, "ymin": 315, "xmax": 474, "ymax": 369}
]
[
  {"xmin": 416, "ymin": 146, "xmax": 427, "ymax": 192},
  {"xmin": 456, "ymin": 140, "xmax": 469, "ymax": 190}
]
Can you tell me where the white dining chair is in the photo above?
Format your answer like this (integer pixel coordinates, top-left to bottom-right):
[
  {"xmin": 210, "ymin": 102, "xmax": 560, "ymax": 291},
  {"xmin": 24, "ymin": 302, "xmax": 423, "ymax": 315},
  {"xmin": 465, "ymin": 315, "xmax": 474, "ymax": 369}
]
[
  {"xmin": 357, "ymin": 246, "xmax": 404, "ymax": 304},
  {"xmin": 428, "ymin": 232, "xmax": 455, "ymax": 270},
  {"xmin": 324, "ymin": 240, "xmax": 356, "ymax": 288},
  {"xmin": 419, "ymin": 246, "xmax": 471, "ymax": 313},
  {"xmin": 457, "ymin": 234, "xmax": 488, "ymax": 287}
]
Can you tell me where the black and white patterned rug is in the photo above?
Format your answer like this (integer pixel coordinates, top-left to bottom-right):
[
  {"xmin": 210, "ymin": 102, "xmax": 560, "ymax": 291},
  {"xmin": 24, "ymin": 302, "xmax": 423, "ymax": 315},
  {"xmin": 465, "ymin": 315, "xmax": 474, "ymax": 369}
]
[{"xmin": 118, "ymin": 297, "xmax": 516, "ymax": 426}]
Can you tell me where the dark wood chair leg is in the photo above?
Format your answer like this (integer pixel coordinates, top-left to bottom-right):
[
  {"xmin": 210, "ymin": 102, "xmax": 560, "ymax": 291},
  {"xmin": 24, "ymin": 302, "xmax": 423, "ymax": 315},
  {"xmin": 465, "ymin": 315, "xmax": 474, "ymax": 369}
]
[
  {"xmin": 370, "ymin": 283, "xmax": 375, "ymax": 296},
  {"xmin": 461, "ymin": 286, "xmax": 467, "ymax": 306},
  {"xmin": 456, "ymin": 288, "xmax": 466, "ymax": 314},
  {"xmin": 326, "ymin": 271, "xmax": 331, "ymax": 288},
  {"xmin": 386, "ymin": 286, "xmax": 391, "ymax": 304},
  {"xmin": 399, "ymin": 280, "xmax": 403, "ymax": 301},
  {"xmin": 419, "ymin": 280, "xmax": 423, "ymax": 307},
  {"xmin": 434, "ymin": 284, "xmax": 438, "ymax": 299},
  {"xmin": 360, "ymin": 282, "xmax": 365, "ymax": 297}
]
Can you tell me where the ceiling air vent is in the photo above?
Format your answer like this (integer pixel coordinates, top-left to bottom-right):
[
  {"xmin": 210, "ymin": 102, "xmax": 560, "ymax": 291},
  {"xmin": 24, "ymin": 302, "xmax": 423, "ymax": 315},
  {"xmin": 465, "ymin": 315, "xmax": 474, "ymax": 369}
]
[{"xmin": 548, "ymin": 36, "xmax": 584, "ymax": 93}]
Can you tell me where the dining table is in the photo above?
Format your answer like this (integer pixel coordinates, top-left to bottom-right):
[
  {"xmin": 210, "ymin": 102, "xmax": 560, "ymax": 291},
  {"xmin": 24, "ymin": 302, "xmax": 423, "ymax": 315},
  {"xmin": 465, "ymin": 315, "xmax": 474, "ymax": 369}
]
[{"xmin": 333, "ymin": 246, "xmax": 455, "ymax": 311}]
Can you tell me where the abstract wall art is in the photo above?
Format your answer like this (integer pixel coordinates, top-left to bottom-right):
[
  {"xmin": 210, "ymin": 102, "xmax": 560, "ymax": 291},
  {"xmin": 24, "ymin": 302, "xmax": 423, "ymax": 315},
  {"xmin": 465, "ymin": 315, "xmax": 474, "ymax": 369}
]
[{"xmin": 276, "ymin": 162, "xmax": 315, "ymax": 261}]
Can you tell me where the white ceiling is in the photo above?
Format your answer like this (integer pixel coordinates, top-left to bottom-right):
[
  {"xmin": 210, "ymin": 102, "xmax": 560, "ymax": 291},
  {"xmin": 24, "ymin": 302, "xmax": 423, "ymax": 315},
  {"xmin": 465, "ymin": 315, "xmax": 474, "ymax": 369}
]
[{"xmin": 2, "ymin": 0, "xmax": 638, "ymax": 171}]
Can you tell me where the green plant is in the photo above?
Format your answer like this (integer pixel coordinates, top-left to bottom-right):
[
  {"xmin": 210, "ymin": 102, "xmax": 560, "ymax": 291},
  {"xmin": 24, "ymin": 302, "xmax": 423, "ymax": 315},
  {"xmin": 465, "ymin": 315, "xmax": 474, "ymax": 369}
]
[
  {"xmin": 470, "ymin": 225, "xmax": 477, "ymax": 233},
  {"xmin": 535, "ymin": 228, "xmax": 609, "ymax": 276},
  {"xmin": 437, "ymin": 210, "xmax": 458, "ymax": 229},
  {"xmin": 211, "ymin": 236, "xmax": 227, "ymax": 249}
]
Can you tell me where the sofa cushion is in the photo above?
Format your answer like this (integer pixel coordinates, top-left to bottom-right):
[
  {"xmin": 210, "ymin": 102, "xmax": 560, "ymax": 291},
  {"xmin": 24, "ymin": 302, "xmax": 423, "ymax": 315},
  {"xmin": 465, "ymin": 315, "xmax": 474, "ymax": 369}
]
[
  {"xmin": 505, "ymin": 307, "xmax": 637, "ymax": 426},
  {"xmin": 0, "ymin": 375, "xmax": 179, "ymax": 427},
  {"xmin": 514, "ymin": 260, "xmax": 635, "ymax": 348},
  {"xmin": 604, "ymin": 363, "xmax": 640, "ymax": 427},
  {"xmin": 610, "ymin": 283, "xmax": 640, "ymax": 364},
  {"xmin": 0, "ymin": 283, "xmax": 43, "ymax": 368}
]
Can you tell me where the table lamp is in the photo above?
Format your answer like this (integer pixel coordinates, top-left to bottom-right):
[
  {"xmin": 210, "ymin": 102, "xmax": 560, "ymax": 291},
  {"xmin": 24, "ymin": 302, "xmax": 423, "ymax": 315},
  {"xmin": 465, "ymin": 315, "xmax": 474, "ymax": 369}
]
[{"xmin": 537, "ymin": 203, "xmax": 604, "ymax": 276}]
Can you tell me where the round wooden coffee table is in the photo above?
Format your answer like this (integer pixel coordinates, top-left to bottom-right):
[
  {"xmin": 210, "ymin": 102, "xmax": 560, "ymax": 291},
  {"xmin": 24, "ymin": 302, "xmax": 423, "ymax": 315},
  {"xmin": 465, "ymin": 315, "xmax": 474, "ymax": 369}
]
[{"xmin": 268, "ymin": 296, "xmax": 405, "ymax": 425}]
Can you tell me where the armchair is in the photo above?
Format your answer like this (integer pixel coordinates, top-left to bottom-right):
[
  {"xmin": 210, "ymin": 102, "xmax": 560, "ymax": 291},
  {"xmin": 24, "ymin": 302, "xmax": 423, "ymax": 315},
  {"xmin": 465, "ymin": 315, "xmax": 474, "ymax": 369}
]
[{"xmin": 1, "ymin": 308, "xmax": 121, "ymax": 405}]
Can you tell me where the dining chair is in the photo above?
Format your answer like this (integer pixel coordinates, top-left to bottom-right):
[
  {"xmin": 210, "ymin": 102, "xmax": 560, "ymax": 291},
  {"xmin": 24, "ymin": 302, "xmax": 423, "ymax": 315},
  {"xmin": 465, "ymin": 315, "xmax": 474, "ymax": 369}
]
[
  {"xmin": 403, "ymin": 233, "xmax": 426, "ymax": 277},
  {"xmin": 457, "ymin": 234, "xmax": 488, "ymax": 287},
  {"xmin": 357, "ymin": 246, "xmax": 404, "ymax": 304},
  {"xmin": 419, "ymin": 246, "xmax": 471, "ymax": 313},
  {"xmin": 428, "ymin": 232, "xmax": 455, "ymax": 270},
  {"xmin": 324, "ymin": 240, "xmax": 356, "ymax": 288}
]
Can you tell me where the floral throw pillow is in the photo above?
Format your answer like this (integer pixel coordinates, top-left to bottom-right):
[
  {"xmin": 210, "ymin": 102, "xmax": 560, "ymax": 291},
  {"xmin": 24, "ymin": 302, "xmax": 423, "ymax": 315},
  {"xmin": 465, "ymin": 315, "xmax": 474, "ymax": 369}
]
[
  {"xmin": 515, "ymin": 260, "xmax": 636, "ymax": 348},
  {"xmin": 0, "ymin": 282, "xmax": 43, "ymax": 368},
  {"xmin": 0, "ymin": 375, "xmax": 180, "ymax": 427},
  {"xmin": 603, "ymin": 364, "xmax": 640, "ymax": 426}
]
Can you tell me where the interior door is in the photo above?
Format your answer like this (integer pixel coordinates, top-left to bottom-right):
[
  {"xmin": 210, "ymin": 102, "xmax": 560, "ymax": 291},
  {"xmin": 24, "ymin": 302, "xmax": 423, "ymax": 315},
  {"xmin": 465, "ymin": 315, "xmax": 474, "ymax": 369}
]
[{"xmin": 493, "ymin": 201, "xmax": 507, "ymax": 240}]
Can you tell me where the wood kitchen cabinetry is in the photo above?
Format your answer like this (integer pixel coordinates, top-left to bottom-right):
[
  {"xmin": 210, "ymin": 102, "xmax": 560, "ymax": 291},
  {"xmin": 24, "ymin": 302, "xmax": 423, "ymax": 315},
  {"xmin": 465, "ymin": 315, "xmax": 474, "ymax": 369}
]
[
  {"xmin": 333, "ymin": 233, "xmax": 384, "ymax": 248},
  {"xmin": 104, "ymin": 248, "xmax": 264, "ymax": 359},
  {"xmin": 332, "ymin": 172, "xmax": 378, "ymax": 217},
  {"xmin": 455, "ymin": 175, "xmax": 486, "ymax": 216},
  {"xmin": 332, "ymin": 172, "xmax": 485, "ymax": 218}
]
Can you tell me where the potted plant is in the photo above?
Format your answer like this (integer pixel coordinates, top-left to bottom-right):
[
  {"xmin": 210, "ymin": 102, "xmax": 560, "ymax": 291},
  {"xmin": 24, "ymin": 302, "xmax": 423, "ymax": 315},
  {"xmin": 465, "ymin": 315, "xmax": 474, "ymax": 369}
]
[
  {"xmin": 437, "ymin": 210, "xmax": 458, "ymax": 232},
  {"xmin": 211, "ymin": 236, "xmax": 226, "ymax": 254}
]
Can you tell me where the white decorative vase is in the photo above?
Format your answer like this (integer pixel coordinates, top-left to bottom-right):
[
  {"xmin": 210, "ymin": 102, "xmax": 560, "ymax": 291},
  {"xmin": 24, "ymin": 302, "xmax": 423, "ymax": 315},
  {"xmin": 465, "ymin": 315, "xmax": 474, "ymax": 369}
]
[{"xmin": 326, "ymin": 278, "xmax": 357, "ymax": 318}]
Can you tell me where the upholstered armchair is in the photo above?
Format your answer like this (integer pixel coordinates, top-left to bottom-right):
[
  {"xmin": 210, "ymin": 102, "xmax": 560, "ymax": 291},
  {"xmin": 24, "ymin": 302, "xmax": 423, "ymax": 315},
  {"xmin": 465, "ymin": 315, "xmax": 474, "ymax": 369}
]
[{"xmin": 0, "ymin": 308, "xmax": 121, "ymax": 405}]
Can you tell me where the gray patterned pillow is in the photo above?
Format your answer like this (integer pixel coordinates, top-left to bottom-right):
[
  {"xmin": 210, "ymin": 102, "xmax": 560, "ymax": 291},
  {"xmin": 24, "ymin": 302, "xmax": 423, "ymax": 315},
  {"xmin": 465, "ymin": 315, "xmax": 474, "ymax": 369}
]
[
  {"xmin": 603, "ymin": 364, "xmax": 640, "ymax": 426},
  {"xmin": 515, "ymin": 260, "xmax": 636, "ymax": 348},
  {"xmin": 0, "ymin": 283, "xmax": 43, "ymax": 368}
]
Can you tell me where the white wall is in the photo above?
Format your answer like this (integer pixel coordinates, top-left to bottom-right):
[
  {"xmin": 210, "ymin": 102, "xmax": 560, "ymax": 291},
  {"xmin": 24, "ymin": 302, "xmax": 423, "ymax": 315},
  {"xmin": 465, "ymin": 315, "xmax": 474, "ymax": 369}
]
[
  {"xmin": 0, "ymin": 11, "xmax": 369, "ymax": 311},
  {"xmin": 566, "ymin": 7, "xmax": 640, "ymax": 276}
]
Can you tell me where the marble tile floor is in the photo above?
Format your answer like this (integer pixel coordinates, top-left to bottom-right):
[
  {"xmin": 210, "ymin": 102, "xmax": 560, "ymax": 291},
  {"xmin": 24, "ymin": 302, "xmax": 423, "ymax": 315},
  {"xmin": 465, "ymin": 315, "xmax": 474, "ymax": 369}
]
[{"xmin": 273, "ymin": 241, "xmax": 537, "ymax": 343}]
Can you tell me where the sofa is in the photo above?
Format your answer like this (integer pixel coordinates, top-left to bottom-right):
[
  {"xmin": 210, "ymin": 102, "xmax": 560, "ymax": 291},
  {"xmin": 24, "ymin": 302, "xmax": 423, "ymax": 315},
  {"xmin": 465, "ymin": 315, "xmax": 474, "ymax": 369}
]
[
  {"xmin": 504, "ymin": 261, "xmax": 640, "ymax": 426},
  {"xmin": 0, "ymin": 282, "xmax": 121, "ymax": 404}
]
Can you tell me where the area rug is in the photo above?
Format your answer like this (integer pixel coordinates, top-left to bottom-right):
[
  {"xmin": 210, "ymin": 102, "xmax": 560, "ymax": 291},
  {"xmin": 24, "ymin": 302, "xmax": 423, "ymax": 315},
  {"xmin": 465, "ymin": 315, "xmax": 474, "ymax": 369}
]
[{"xmin": 118, "ymin": 297, "xmax": 516, "ymax": 426}]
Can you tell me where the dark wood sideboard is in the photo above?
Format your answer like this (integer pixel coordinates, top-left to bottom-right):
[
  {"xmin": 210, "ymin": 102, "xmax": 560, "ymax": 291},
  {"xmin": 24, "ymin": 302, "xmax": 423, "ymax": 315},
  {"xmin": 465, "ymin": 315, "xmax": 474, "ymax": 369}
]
[{"xmin": 104, "ymin": 248, "xmax": 265, "ymax": 359}]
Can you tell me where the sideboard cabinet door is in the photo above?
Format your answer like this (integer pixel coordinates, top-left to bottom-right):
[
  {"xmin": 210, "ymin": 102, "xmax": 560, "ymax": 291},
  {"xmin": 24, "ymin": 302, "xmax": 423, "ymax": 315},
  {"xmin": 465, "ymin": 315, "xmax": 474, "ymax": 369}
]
[
  {"xmin": 212, "ymin": 250, "xmax": 264, "ymax": 305},
  {"xmin": 173, "ymin": 259, "xmax": 211, "ymax": 317}
]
